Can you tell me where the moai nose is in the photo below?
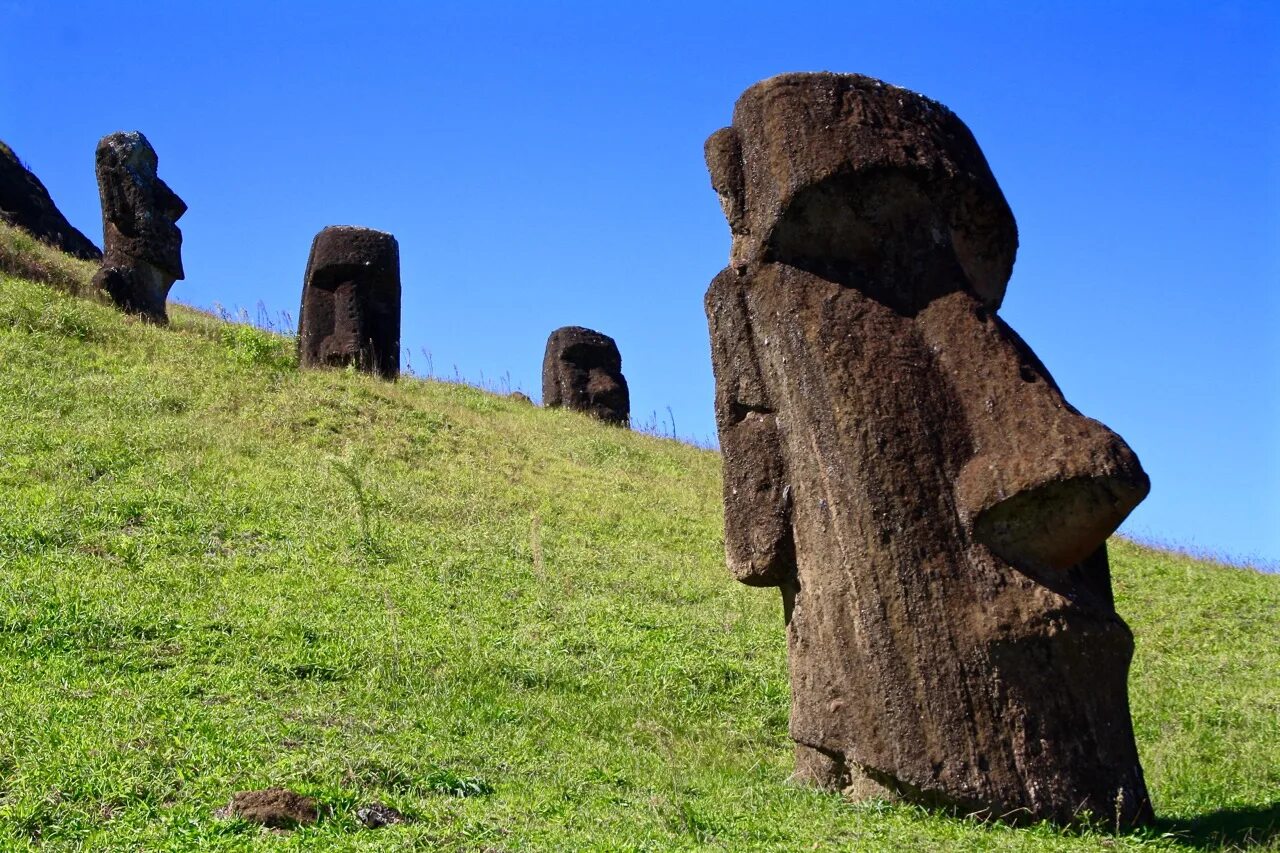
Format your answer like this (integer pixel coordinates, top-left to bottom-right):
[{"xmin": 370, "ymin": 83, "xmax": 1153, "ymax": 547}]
[
  {"xmin": 917, "ymin": 291, "xmax": 1150, "ymax": 571},
  {"xmin": 957, "ymin": 418, "xmax": 1149, "ymax": 571}
]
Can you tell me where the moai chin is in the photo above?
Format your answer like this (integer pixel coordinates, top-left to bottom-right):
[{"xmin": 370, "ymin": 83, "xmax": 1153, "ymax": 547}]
[
  {"xmin": 91, "ymin": 132, "xmax": 186, "ymax": 323},
  {"xmin": 542, "ymin": 326, "xmax": 630, "ymax": 425},
  {"xmin": 297, "ymin": 226, "xmax": 401, "ymax": 380},
  {"xmin": 704, "ymin": 73, "xmax": 1153, "ymax": 827}
]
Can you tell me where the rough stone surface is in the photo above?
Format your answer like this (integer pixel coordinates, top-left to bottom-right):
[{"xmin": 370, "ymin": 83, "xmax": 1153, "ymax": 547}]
[
  {"xmin": 541, "ymin": 326, "xmax": 629, "ymax": 425},
  {"xmin": 0, "ymin": 141, "xmax": 101, "ymax": 260},
  {"xmin": 356, "ymin": 801, "xmax": 408, "ymax": 828},
  {"xmin": 704, "ymin": 72, "xmax": 1153, "ymax": 827},
  {"xmin": 216, "ymin": 788, "xmax": 318, "ymax": 828},
  {"xmin": 90, "ymin": 132, "xmax": 186, "ymax": 321},
  {"xmin": 297, "ymin": 226, "xmax": 401, "ymax": 379}
]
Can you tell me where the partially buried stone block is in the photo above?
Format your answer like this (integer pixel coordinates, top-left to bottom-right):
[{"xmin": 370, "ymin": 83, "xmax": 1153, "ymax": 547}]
[
  {"xmin": 91, "ymin": 132, "xmax": 186, "ymax": 322},
  {"xmin": 297, "ymin": 226, "xmax": 401, "ymax": 379},
  {"xmin": 705, "ymin": 73, "xmax": 1153, "ymax": 827},
  {"xmin": 542, "ymin": 326, "xmax": 629, "ymax": 425}
]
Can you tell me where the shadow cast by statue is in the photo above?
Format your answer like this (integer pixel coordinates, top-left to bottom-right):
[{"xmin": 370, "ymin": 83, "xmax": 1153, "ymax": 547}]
[{"xmin": 1156, "ymin": 802, "xmax": 1280, "ymax": 850}]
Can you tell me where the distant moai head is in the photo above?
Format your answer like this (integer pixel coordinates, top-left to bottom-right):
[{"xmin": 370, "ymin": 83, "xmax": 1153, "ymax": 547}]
[
  {"xmin": 297, "ymin": 226, "xmax": 401, "ymax": 380},
  {"xmin": 92, "ymin": 131, "xmax": 187, "ymax": 322},
  {"xmin": 705, "ymin": 73, "xmax": 1152, "ymax": 826},
  {"xmin": 542, "ymin": 326, "xmax": 629, "ymax": 425}
]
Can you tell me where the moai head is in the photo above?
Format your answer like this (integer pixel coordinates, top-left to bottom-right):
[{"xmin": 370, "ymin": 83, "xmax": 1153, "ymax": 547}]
[
  {"xmin": 297, "ymin": 226, "xmax": 401, "ymax": 380},
  {"xmin": 92, "ymin": 131, "xmax": 186, "ymax": 321},
  {"xmin": 542, "ymin": 326, "xmax": 630, "ymax": 425},
  {"xmin": 705, "ymin": 73, "xmax": 1152, "ymax": 826}
]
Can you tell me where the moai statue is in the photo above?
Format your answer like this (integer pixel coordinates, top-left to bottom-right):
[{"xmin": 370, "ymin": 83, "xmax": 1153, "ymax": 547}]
[
  {"xmin": 542, "ymin": 326, "xmax": 630, "ymax": 425},
  {"xmin": 91, "ymin": 132, "xmax": 186, "ymax": 322},
  {"xmin": 297, "ymin": 226, "xmax": 401, "ymax": 379},
  {"xmin": 704, "ymin": 73, "xmax": 1153, "ymax": 827}
]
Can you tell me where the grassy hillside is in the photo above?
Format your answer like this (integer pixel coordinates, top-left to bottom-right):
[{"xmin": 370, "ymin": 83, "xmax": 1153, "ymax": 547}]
[{"xmin": 0, "ymin": 235, "xmax": 1277, "ymax": 850}]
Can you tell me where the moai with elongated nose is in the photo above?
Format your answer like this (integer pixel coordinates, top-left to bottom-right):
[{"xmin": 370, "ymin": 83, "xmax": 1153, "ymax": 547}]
[
  {"xmin": 91, "ymin": 132, "xmax": 187, "ymax": 322},
  {"xmin": 297, "ymin": 226, "xmax": 401, "ymax": 379},
  {"xmin": 542, "ymin": 326, "xmax": 630, "ymax": 425},
  {"xmin": 704, "ymin": 73, "xmax": 1153, "ymax": 827}
]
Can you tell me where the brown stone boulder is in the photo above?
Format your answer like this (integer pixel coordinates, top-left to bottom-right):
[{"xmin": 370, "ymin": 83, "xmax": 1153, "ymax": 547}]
[
  {"xmin": 216, "ymin": 787, "xmax": 318, "ymax": 829},
  {"xmin": 704, "ymin": 73, "xmax": 1153, "ymax": 827},
  {"xmin": 0, "ymin": 140, "xmax": 101, "ymax": 260},
  {"xmin": 541, "ymin": 326, "xmax": 629, "ymax": 425},
  {"xmin": 90, "ymin": 132, "xmax": 186, "ymax": 322},
  {"xmin": 297, "ymin": 226, "xmax": 401, "ymax": 379}
]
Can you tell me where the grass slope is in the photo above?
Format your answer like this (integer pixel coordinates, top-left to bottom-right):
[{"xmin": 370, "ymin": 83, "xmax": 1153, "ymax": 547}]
[{"xmin": 0, "ymin": 248, "xmax": 1276, "ymax": 850}]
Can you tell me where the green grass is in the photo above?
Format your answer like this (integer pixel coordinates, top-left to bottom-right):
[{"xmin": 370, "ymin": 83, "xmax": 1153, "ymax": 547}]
[
  {"xmin": 0, "ymin": 221, "xmax": 100, "ymax": 299},
  {"xmin": 0, "ymin": 256, "xmax": 1276, "ymax": 850}
]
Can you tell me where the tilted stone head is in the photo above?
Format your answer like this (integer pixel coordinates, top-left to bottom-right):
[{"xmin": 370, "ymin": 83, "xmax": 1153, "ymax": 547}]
[
  {"xmin": 542, "ymin": 326, "xmax": 629, "ymax": 425},
  {"xmin": 297, "ymin": 226, "xmax": 401, "ymax": 379},
  {"xmin": 707, "ymin": 73, "xmax": 1017, "ymax": 310},
  {"xmin": 705, "ymin": 73, "xmax": 1152, "ymax": 826},
  {"xmin": 92, "ymin": 131, "xmax": 186, "ymax": 321}
]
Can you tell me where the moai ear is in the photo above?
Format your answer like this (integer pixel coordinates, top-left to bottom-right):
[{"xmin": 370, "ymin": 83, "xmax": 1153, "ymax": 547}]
[
  {"xmin": 705, "ymin": 127, "xmax": 746, "ymax": 235},
  {"xmin": 706, "ymin": 269, "xmax": 795, "ymax": 588}
]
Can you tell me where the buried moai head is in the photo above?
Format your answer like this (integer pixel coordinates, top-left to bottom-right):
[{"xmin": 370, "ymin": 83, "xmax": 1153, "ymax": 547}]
[
  {"xmin": 542, "ymin": 326, "xmax": 629, "ymax": 425},
  {"xmin": 297, "ymin": 226, "xmax": 401, "ymax": 380},
  {"xmin": 705, "ymin": 73, "xmax": 1152, "ymax": 826},
  {"xmin": 91, "ymin": 131, "xmax": 186, "ymax": 322}
]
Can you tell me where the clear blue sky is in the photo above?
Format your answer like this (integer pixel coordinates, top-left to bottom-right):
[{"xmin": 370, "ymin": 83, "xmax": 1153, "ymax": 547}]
[{"xmin": 4, "ymin": 1, "xmax": 1277, "ymax": 566}]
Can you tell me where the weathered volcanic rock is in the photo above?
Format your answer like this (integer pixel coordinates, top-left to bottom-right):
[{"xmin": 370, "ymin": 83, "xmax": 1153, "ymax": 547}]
[
  {"xmin": 0, "ymin": 140, "xmax": 101, "ymax": 260},
  {"xmin": 90, "ymin": 132, "xmax": 186, "ymax": 322},
  {"xmin": 216, "ymin": 787, "xmax": 318, "ymax": 829},
  {"xmin": 541, "ymin": 326, "xmax": 629, "ymax": 425},
  {"xmin": 297, "ymin": 226, "xmax": 401, "ymax": 379},
  {"xmin": 704, "ymin": 72, "xmax": 1153, "ymax": 827},
  {"xmin": 356, "ymin": 801, "xmax": 408, "ymax": 829}
]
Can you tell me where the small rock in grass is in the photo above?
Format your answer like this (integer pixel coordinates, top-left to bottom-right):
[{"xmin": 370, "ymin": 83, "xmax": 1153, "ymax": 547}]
[
  {"xmin": 356, "ymin": 801, "xmax": 408, "ymax": 828},
  {"xmin": 215, "ymin": 787, "xmax": 318, "ymax": 828}
]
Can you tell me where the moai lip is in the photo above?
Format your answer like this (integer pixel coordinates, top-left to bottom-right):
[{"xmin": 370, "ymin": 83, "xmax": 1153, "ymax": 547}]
[
  {"xmin": 542, "ymin": 326, "xmax": 630, "ymax": 426},
  {"xmin": 91, "ymin": 131, "xmax": 186, "ymax": 323},
  {"xmin": 297, "ymin": 225, "xmax": 401, "ymax": 380},
  {"xmin": 704, "ymin": 72, "xmax": 1153, "ymax": 827}
]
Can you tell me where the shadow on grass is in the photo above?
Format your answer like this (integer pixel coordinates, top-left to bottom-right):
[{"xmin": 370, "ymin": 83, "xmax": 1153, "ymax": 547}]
[{"xmin": 1157, "ymin": 802, "xmax": 1280, "ymax": 850}]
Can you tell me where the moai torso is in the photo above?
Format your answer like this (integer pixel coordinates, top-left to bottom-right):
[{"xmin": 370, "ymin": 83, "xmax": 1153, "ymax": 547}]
[
  {"xmin": 542, "ymin": 326, "xmax": 630, "ymax": 425},
  {"xmin": 297, "ymin": 226, "xmax": 401, "ymax": 379},
  {"xmin": 704, "ymin": 73, "xmax": 1153, "ymax": 827},
  {"xmin": 91, "ymin": 132, "xmax": 186, "ymax": 322}
]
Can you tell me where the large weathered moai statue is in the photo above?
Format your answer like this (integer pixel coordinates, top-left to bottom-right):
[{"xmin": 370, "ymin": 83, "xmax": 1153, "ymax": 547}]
[
  {"xmin": 542, "ymin": 326, "xmax": 630, "ymax": 425},
  {"xmin": 704, "ymin": 73, "xmax": 1153, "ymax": 827},
  {"xmin": 297, "ymin": 226, "xmax": 401, "ymax": 379},
  {"xmin": 92, "ymin": 132, "xmax": 186, "ymax": 322}
]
